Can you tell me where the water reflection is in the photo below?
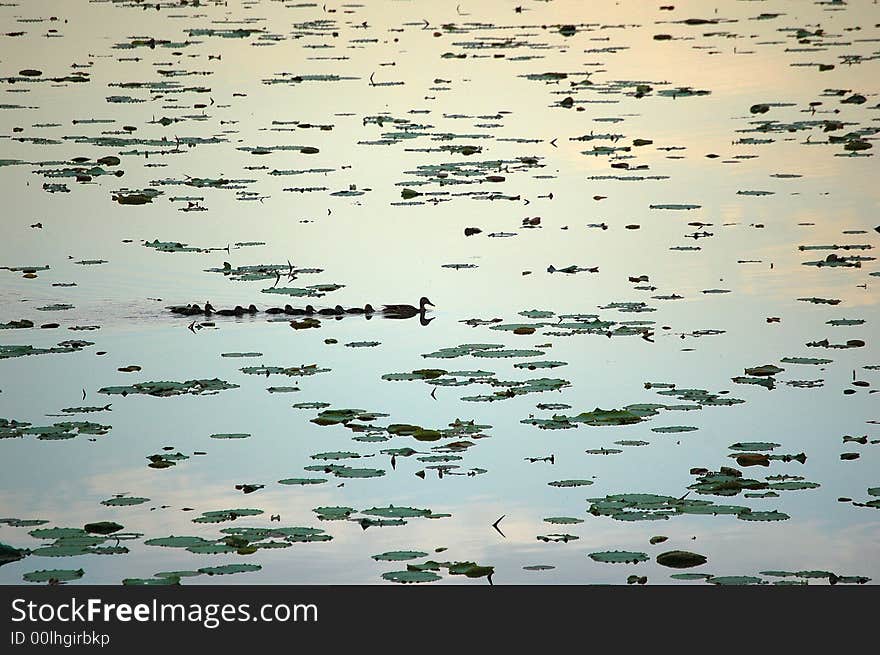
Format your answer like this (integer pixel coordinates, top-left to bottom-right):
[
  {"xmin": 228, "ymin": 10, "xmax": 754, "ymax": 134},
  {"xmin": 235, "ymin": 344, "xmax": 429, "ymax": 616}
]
[{"xmin": 0, "ymin": 0, "xmax": 878, "ymax": 586}]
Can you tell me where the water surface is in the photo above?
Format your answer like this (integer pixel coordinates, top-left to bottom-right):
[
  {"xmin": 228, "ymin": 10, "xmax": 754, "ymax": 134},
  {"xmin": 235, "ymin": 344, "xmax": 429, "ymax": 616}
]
[{"xmin": 1, "ymin": 0, "xmax": 878, "ymax": 586}]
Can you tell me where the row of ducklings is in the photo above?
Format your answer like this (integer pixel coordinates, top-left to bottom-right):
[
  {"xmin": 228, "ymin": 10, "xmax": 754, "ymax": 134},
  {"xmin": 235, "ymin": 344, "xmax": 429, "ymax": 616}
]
[
  {"xmin": 169, "ymin": 302, "xmax": 374, "ymax": 317},
  {"xmin": 169, "ymin": 298, "xmax": 434, "ymax": 319}
]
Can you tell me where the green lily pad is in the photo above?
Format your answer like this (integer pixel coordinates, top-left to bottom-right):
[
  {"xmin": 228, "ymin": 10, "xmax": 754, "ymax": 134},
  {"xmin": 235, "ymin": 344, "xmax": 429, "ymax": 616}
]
[
  {"xmin": 145, "ymin": 536, "xmax": 212, "ymax": 548},
  {"xmin": 313, "ymin": 507, "xmax": 354, "ymax": 521},
  {"xmin": 780, "ymin": 357, "xmax": 833, "ymax": 365},
  {"xmin": 362, "ymin": 506, "xmax": 440, "ymax": 519},
  {"xmin": 590, "ymin": 551, "xmax": 649, "ymax": 564},
  {"xmin": 381, "ymin": 570, "xmax": 441, "ymax": 583},
  {"xmin": 737, "ymin": 510, "xmax": 790, "ymax": 521},
  {"xmin": 99, "ymin": 379, "xmax": 239, "ymax": 397},
  {"xmin": 198, "ymin": 564, "xmax": 262, "ymax": 576},
  {"xmin": 23, "ymin": 569, "xmax": 84, "ymax": 583},
  {"xmin": 100, "ymin": 496, "xmax": 149, "ymax": 507},
  {"xmin": 729, "ymin": 442, "xmax": 780, "ymax": 451},
  {"xmin": 372, "ymin": 551, "xmax": 429, "ymax": 561},
  {"xmin": 537, "ymin": 534, "xmax": 579, "ymax": 543},
  {"xmin": 707, "ymin": 576, "xmax": 764, "ymax": 585}
]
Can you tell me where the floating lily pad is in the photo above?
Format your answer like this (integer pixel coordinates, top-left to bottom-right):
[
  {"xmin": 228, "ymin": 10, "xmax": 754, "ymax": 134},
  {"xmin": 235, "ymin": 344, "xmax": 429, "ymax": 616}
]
[
  {"xmin": 23, "ymin": 569, "xmax": 84, "ymax": 583},
  {"xmin": 548, "ymin": 480, "xmax": 594, "ymax": 488},
  {"xmin": 657, "ymin": 551, "xmax": 707, "ymax": 568},
  {"xmin": 99, "ymin": 379, "xmax": 239, "ymax": 397},
  {"xmin": 381, "ymin": 570, "xmax": 441, "ymax": 584},
  {"xmin": 198, "ymin": 564, "xmax": 262, "ymax": 576},
  {"xmin": 372, "ymin": 551, "xmax": 429, "ymax": 561},
  {"xmin": 589, "ymin": 551, "xmax": 649, "ymax": 564}
]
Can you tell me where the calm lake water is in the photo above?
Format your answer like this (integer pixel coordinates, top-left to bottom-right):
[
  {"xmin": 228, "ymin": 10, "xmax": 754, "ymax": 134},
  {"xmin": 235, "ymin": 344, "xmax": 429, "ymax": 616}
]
[{"xmin": 1, "ymin": 0, "xmax": 878, "ymax": 585}]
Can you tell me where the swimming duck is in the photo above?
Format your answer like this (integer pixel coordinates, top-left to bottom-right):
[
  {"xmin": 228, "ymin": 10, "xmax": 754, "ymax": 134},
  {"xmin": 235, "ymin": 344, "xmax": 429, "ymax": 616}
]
[
  {"xmin": 345, "ymin": 303, "xmax": 375, "ymax": 315},
  {"xmin": 287, "ymin": 304, "xmax": 315, "ymax": 316},
  {"xmin": 170, "ymin": 303, "xmax": 199, "ymax": 316},
  {"xmin": 381, "ymin": 297, "xmax": 434, "ymax": 319},
  {"xmin": 216, "ymin": 305, "xmax": 244, "ymax": 316},
  {"xmin": 265, "ymin": 306, "xmax": 286, "ymax": 315},
  {"xmin": 318, "ymin": 305, "xmax": 345, "ymax": 316}
]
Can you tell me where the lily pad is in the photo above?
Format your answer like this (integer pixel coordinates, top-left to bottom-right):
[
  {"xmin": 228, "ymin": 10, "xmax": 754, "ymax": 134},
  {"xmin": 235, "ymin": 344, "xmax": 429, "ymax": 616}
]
[
  {"xmin": 656, "ymin": 551, "xmax": 707, "ymax": 569},
  {"xmin": 589, "ymin": 551, "xmax": 649, "ymax": 564}
]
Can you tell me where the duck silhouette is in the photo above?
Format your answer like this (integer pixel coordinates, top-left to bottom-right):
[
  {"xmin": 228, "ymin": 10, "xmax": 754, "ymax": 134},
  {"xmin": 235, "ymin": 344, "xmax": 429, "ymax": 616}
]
[
  {"xmin": 345, "ymin": 304, "xmax": 375, "ymax": 315},
  {"xmin": 265, "ymin": 305, "xmax": 290, "ymax": 315},
  {"xmin": 381, "ymin": 296, "xmax": 434, "ymax": 319},
  {"xmin": 318, "ymin": 305, "xmax": 345, "ymax": 316},
  {"xmin": 287, "ymin": 304, "xmax": 315, "ymax": 316}
]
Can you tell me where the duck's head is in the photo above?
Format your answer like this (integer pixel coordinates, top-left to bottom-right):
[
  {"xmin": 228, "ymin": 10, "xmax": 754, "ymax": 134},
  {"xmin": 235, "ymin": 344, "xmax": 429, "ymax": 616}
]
[
  {"xmin": 204, "ymin": 302, "xmax": 214, "ymax": 313},
  {"xmin": 284, "ymin": 304, "xmax": 294, "ymax": 312},
  {"xmin": 248, "ymin": 304, "xmax": 258, "ymax": 313},
  {"xmin": 419, "ymin": 296, "xmax": 435, "ymax": 309},
  {"xmin": 364, "ymin": 303, "xmax": 374, "ymax": 313}
]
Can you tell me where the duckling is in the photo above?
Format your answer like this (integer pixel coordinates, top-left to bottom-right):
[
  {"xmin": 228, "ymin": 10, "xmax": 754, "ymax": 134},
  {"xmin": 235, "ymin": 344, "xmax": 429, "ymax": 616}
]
[
  {"xmin": 247, "ymin": 304, "xmax": 258, "ymax": 315},
  {"xmin": 381, "ymin": 296, "xmax": 434, "ymax": 319},
  {"xmin": 170, "ymin": 304, "xmax": 196, "ymax": 316},
  {"xmin": 287, "ymin": 304, "xmax": 315, "ymax": 316},
  {"xmin": 265, "ymin": 306, "xmax": 286, "ymax": 315},
  {"xmin": 318, "ymin": 304, "xmax": 345, "ymax": 316},
  {"xmin": 216, "ymin": 305, "xmax": 246, "ymax": 317},
  {"xmin": 345, "ymin": 303, "xmax": 375, "ymax": 315},
  {"xmin": 204, "ymin": 302, "xmax": 215, "ymax": 315}
]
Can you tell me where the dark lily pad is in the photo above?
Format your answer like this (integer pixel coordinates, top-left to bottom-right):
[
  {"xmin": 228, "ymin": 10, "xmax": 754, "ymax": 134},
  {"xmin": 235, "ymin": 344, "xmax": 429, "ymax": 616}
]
[{"xmin": 656, "ymin": 551, "xmax": 707, "ymax": 569}]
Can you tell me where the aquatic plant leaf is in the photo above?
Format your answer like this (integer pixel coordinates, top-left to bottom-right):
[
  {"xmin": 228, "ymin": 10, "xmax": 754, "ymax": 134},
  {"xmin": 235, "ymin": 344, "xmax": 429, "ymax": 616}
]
[
  {"xmin": 589, "ymin": 551, "xmax": 649, "ymax": 564},
  {"xmin": 23, "ymin": 569, "xmax": 84, "ymax": 583},
  {"xmin": 656, "ymin": 551, "xmax": 707, "ymax": 568},
  {"xmin": 198, "ymin": 564, "xmax": 262, "ymax": 576},
  {"xmin": 372, "ymin": 551, "xmax": 429, "ymax": 561},
  {"xmin": 381, "ymin": 570, "xmax": 441, "ymax": 583}
]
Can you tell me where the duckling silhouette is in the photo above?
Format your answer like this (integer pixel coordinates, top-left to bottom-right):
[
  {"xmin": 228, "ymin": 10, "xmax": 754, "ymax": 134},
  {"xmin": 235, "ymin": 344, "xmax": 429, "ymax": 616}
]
[
  {"xmin": 288, "ymin": 304, "xmax": 315, "ymax": 316},
  {"xmin": 216, "ymin": 305, "xmax": 244, "ymax": 316},
  {"xmin": 318, "ymin": 305, "xmax": 345, "ymax": 316},
  {"xmin": 266, "ymin": 306, "xmax": 286, "ymax": 314},
  {"xmin": 381, "ymin": 296, "xmax": 434, "ymax": 319},
  {"xmin": 345, "ymin": 303, "xmax": 375, "ymax": 315}
]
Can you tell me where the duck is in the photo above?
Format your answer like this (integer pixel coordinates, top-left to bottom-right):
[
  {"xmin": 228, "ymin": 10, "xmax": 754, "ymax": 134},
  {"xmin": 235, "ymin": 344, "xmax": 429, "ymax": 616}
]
[
  {"xmin": 265, "ymin": 305, "xmax": 287, "ymax": 315},
  {"xmin": 287, "ymin": 304, "xmax": 315, "ymax": 316},
  {"xmin": 381, "ymin": 296, "xmax": 434, "ymax": 319},
  {"xmin": 170, "ymin": 303, "xmax": 199, "ymax": 316},
  {"xmin": 318, "ymin": 305, "xmax": 345, "ymax": 316},
  {"xmin": 345, "ymin": 303, "xmax": 375, "ymax": 315},
  {"xmin": 216, "ymin": 305, "xmax": 244, "ymax": 317}
]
